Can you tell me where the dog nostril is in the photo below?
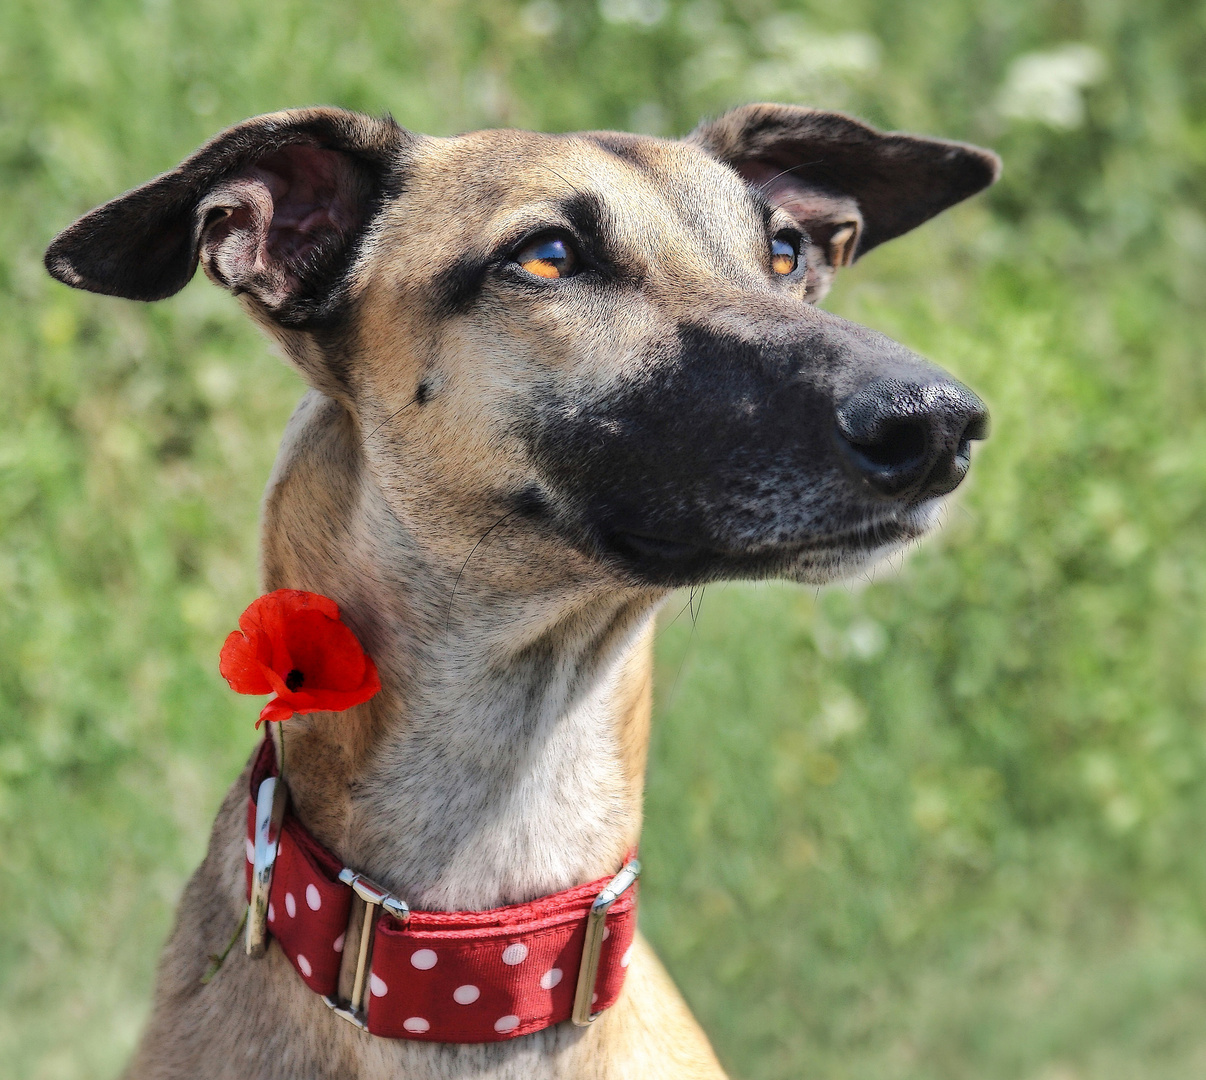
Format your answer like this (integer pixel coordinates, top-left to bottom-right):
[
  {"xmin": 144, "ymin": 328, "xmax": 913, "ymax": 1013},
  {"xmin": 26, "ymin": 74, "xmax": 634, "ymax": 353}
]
[
  {"xmin": 847, "ymin": 418, "xmax": 928, "ymax": 470},
  {"xmin": 836, "ymin": 376, "xmax": 987, "ymax": 499},
  {"xmin": 961, "ymin": 410, "xmax": 990, "ymax": 445}
]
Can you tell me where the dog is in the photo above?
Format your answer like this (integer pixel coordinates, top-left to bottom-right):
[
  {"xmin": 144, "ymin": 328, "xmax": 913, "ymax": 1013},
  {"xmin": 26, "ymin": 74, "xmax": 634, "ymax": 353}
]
[{"xmin": 46, "ymin": 103, "xmax": 998, "ymax": 1079}]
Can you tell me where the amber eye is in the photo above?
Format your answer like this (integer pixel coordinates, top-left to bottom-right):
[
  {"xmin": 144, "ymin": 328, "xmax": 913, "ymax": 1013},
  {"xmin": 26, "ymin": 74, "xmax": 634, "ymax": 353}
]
[
  {"xmin": 771, "ymin": 233, "xmax": 799, "ymax": 276},
  {"xmin": 516, "ymin": 235, "xmax": 578, "ymax": 280}
]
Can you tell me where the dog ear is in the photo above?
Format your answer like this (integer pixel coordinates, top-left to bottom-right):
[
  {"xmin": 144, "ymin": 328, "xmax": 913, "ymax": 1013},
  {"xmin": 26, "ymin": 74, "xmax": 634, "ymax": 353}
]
[
  {"xmin": 45, "ymin": 108, "xmax": 410, "ymax": 328},
  {"xmin": 688, "ymin": 104, "xmax": 999, "ymax": 294}
]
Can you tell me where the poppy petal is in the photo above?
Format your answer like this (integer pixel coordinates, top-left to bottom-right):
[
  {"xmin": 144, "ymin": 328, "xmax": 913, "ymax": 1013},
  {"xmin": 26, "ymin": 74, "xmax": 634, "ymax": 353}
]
[
  {"xmin": 258, "ymin": 697, "xmax": 297, "ymax": 727},
  {"xmin": 285, "ymin": 613, "xmax": 367, "ymax": 690},
  {"xmin": 263, "ymin": 666, "xmax": 292, "ymax": 698},
  {"xmin": 219, "ymin": 630, "xmax": 274, "ymax": 695}
]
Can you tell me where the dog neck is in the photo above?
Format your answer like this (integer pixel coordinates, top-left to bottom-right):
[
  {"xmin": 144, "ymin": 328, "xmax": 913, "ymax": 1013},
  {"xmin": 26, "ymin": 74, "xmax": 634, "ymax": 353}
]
[{"xmin": 256, "ymin": 390, "xmax": 659, "ymax": 913}]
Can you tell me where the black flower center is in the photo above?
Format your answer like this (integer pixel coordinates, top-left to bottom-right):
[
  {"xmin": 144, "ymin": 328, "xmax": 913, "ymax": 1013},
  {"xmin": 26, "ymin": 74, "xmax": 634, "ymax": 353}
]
[{"xmin": 284, "ymin": 668, "xmax": 305, "ymax": 692}]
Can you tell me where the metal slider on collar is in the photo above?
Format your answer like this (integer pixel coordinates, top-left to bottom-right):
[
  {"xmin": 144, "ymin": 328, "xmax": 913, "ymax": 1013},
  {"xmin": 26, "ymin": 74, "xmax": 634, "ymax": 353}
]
[
  {"xmin": 571, "ymin": 858, "xmax": 641, "ymax": 1026},
  {"xmin": 246, "ymin": 775, "xmax": 288, "ymax": 959},
  {"xmin": 323, "ymin": 870, "xmax": 411, "ymax": 1030}
]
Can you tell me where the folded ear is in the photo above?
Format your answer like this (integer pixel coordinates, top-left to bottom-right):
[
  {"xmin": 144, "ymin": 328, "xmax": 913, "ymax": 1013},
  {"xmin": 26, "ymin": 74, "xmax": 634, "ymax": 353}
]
[
  {"xmin": 688, "ymin": 104, "xmax": 1000, "ymax": 300},
  {"xmin": 45, "ymin": 108, "xmax": 410, "ymax": 327}
]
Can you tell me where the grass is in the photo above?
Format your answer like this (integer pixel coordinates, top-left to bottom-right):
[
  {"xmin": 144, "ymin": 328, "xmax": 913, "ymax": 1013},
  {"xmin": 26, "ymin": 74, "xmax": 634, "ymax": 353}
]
[{"xmin": 2, "ymin": 0, "xmax": 1206, "ymax": 1076}]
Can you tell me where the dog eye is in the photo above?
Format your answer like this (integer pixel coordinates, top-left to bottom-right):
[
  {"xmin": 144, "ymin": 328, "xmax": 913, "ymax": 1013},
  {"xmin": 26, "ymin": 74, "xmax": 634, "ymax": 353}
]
[
  {"xmin": 771, "ymin": 233, "xmax": 800, "ymax": 276},
  {"xmin": 515, "ymin": 235, "xmax": 578, "ymax": 280}
]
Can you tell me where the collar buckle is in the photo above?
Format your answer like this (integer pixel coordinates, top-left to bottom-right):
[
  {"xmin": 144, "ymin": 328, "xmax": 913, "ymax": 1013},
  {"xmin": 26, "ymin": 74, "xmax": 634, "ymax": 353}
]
[
  {"xmin": 323, "ymin": 870, "xmax": 411, "ymax": 1030},
  {"xmin": 571, "ymin": 859, "xmax": 641, "ymax": 1026}
]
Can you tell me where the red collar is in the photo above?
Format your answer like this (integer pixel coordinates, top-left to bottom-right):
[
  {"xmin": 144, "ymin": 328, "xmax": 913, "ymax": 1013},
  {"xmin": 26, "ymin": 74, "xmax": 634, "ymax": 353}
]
[{"xmin": 243, "ymin": 740, "xmax": 639, "ymax": 1042}]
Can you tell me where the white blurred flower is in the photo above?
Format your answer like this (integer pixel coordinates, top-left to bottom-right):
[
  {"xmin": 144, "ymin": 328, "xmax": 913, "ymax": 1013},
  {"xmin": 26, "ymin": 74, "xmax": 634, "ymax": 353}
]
[
  {"xmin": 744, "ymin": 15, "xmax": 880, "ymax": 102},
  {"xmin": 847, "ymin": 618, "xmax": 887, "ymax": 660},
  {"xmin": 520, "ymin": 0, "xmax": 561, "ymax": 37},
  {"xmin": 599, "ymin": 0, "xmax": 667, "ymax": 28},
  {"xmin": 995, "ymin": 43, "xmax": 1106, "ymax": 129},
  {"xmin": 815, "ymin": 688, "xmax": 868, "ymax": 744}
]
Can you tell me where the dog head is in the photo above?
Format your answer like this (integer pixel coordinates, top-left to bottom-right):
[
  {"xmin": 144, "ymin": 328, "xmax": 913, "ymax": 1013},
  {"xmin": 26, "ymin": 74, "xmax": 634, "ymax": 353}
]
[{"xmin": 46, "ymin": 106, "xmax": 997, "ymax": 595}]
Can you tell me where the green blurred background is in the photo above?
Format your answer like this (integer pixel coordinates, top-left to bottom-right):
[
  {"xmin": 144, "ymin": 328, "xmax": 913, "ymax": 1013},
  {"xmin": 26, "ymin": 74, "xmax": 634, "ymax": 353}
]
[{"xmin": 3, "ymin": 0, "xmax": 1206, "ymax": 1076}]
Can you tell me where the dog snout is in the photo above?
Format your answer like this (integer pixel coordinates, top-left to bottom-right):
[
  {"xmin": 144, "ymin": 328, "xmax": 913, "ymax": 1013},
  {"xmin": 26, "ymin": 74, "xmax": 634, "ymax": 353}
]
[{"xmin": 835, "ymin": 377, "xmax": 988, "ymax": 500}]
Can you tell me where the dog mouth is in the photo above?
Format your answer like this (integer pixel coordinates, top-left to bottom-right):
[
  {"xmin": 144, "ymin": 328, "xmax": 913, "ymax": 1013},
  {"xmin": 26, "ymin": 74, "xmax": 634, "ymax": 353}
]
[
  {"xmin": 605, "ymin": 530, "xmax": 702, "ymax": 562},
  {"xmin": 600, "ymin": 507, "xmax": 935, "ymax": 586}
]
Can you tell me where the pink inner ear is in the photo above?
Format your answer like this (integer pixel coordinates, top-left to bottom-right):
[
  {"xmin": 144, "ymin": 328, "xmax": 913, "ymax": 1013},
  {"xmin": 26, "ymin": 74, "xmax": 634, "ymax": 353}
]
[
  {"xmin": 199, "ymin": 144, "xmax": 365, "ymax": 310},
  {"xmin": 255, "ymin": 146, "xmax": 360, "ymax": 263}
]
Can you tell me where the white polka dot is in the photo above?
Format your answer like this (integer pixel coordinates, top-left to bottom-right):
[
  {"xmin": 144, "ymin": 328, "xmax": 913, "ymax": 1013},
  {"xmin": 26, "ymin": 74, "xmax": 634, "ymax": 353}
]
[
  {"xmin": 540, "ymin": 968, "xmax": 563, "ymax": 990},
  {"xmin": 453, "ymin": 984, "xmax": 480, "ymax": 1005},
  {"xmin": 410, "ymin": 949, "xmax": 438, "ymax": 970},
  {"xmin": 403, "ymin": 1016, "xmax": 430, "ymax": 1033},
  {"xmin": 501, "ymin": 942, "xmax": 528, "ymax": 965},
  {"xmin": 268, "ymin": 903, "xmax": 276, "ymax": 922},
  {"xmin": 285, "ymin": 892, "xmax": 297, "ymax": 918},
  {"xmin": 494, "ymin": 1014, "xmax": 520, "ymax": 1033},
  {"xmin": 620, "ymin": 944, "xmax": 633, "ymax": 968},
  {"xmin": 591, "ymin": 993, "xmax": 598, "ymax": 1005},
  {"xmin": 296, "ymin": 954, "xmax": 311, "ymax": 977},
  {"xmin": 245, "ymin": 838, "xmax": 255, "ymax": 863},
  {"xmin": 333, "ymin": 933, "xmax": 344, "ymax": 953},
  {"xmin": 306, "ymin": 883, "xmax": 322, "ymax": 911},
  {"xmin": 602, "ymin": 925, "xmax": 610, "ymax": 941},
  {"xmin": 370, "ymin": 973, "xmax": 388, "ymax": 997}
]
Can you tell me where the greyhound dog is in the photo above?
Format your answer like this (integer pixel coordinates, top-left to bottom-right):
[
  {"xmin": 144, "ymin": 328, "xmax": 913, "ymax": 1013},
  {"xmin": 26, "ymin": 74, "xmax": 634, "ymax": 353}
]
[{"xmin": 46, "ymin": 103, "xmax": 997, "ymax": 1079}]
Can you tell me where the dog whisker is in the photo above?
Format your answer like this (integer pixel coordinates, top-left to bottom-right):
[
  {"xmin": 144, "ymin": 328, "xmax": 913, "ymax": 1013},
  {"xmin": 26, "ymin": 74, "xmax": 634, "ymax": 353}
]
[
  {"xmin": 757, "ymin": 159, "xmax": 825, "ymax": 190},
  {"xmin": 443, "ymin": 508, "xmax": 522, "ymax": 632},
  {"xmin": 533, "ymin": 162, "xmax": 594, "ymax": 204},
  {"xmin": 359, "ymin": 398, "xmax": 419, "ymax": 447},
  {"xmin": 663, "ymin": 589, "xmax": 703, "ymax": 713}
]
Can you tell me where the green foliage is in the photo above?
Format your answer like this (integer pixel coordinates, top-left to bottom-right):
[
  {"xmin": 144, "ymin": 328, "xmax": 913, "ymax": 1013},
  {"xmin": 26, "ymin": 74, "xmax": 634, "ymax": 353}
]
[{"xmin": 2, "ymin": 0, "xmax": 1205, "ymax": 1076}]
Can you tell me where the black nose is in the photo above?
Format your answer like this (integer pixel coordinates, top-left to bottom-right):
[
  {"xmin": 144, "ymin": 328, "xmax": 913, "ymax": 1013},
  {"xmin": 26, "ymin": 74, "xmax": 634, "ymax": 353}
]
[{"xmin": 835, "ymin": 377, "xmax": 989, "ymax": 499}]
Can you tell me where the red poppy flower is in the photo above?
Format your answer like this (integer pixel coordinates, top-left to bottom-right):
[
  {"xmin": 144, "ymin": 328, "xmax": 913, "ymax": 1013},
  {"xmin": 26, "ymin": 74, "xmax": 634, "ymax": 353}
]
[{"xmin": 219, "ymin": 590, "xmax": 381, "ymax": 726}]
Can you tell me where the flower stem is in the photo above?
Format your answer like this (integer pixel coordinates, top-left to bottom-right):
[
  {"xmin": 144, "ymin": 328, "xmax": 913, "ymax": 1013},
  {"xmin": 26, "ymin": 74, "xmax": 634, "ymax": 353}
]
[{"xmin": 201, "ymin": 906, "xmax": 248, "ymax": 985}]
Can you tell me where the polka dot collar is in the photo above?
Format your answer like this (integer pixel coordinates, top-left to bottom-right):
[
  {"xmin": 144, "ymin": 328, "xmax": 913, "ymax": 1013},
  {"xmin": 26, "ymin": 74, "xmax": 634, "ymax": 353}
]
[{"xmin": 242, "ymin": 740, "xmax": 639, "ymax": 1042}]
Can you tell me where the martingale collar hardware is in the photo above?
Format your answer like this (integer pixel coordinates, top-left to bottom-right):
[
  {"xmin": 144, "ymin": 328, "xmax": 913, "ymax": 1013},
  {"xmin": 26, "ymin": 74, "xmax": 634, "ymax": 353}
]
[
  {"xmin": 571, "ymin": 859, "xmax": 641, "ymax": 1026},
  {"xmin": 241, "ymin": 740, "xmax": 640, "ymax": 1042},
  {"xmin": 325, "ymin": 869, "xmax": 412, "ymax": 1029},
  {"xmin": 246, "ymin": 772, "xmax": 288, "ymax": 959}
]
